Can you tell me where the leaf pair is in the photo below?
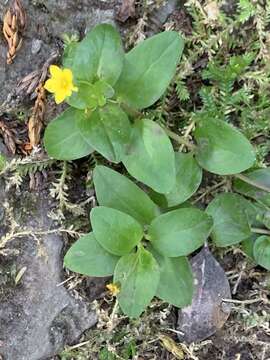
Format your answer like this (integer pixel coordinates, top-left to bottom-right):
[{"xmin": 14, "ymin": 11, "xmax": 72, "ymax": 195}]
[
  {"xmin": 94, "ymin": 166, "xmax": 213, "ymax": 259},
  {"xmin": 208, "ymin": 169, "xmax": 270, "ymax": 271},
  {"xmin": 64, "ymin": 166, "xmax": 214, "ymax": 317},
  {"xmin": 44, "ymin": 24, "xmax": 184, "ymax": 194},
  {"xmin": 44, "ymin": 104, "xmax": 130, "ymax": 162}
]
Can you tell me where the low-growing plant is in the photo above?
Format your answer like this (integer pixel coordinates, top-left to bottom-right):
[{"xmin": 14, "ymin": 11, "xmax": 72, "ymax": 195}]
[
  {"xmin": 64, "ymin": 165, "xmax": 213, "ymax": 318},
  {"xmin": 42, "ymin": 23, "xmax": 270, "ymax": 318}
]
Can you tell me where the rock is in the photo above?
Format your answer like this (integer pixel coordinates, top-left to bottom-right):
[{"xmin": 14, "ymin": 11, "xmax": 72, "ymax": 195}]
[
  {"xmin": 147, "ymin": 0, "xmax": 181, "ymax": 35},
  {"xmin": 0, "ymin": 0, "xmax": 117, "ymax": 107},
  {"xmin": 177, "ymin": 247, "xmax": 232, "ymax": 343},
  {"xmin": 31, "ymin": 39, "xmax": 43, "ymax": 55},
  {"xmin": 0, "ymin": 183, "xmax": 97, "ymax": 360}
]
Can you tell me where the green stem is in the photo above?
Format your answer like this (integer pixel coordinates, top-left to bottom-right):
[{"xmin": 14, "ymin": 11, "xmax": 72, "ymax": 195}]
[
  {"xmin": 251, "ymin": 227, "xmax": 270, "ymax": 236},
  {"xmin": 163, "ymin": 127, "xmax": 195, "ymax": 150},
  {"xmin": 234, "ymin": 173, "xmax": 270, "ymax": 193},
  {"xmin": 120, "ymin": 103, "xmax": 142, "ymax": 119}
]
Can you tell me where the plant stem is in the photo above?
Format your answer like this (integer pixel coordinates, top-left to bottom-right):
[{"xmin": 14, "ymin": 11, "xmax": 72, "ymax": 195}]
[
  {"xmin": 234, "ymin": 173, "xmax": 270, "ymax": 193},
  {"xmin": 251, "ymin": 227, "xmax": 270, "ymax": 236},
  {"xmin": 120, "ymin": 103, "xmax": 142, "ymax": 118},
  {"xmin": 163, "ymin": 127, "xmax": 195, "ymax": 150}
]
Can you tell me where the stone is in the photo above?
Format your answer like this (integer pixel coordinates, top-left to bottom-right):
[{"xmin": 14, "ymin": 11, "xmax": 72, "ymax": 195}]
[
  {"xmin": 177, "ymin": 246, "xmax": 232, "ymax": 343},
  {"xmin": 0, "ymin": 183, "xmax": 97, "ymax": 360},
  {"xmin": 31, "ymin": 39, "xmax": 43, "ymax": 55}
]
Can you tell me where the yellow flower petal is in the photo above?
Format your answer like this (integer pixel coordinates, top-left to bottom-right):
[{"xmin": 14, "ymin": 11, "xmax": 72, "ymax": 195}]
[
  {"xmin": 44, "ymin": 78, "xmax": 58, "ymax": 93},
  {"xmin": 55, "ymin": 91, "xmax": 67, "ymax": 104},
  {"xmin": 49, "ymin": 65, "xmax": 62, "ymax": 78},
  {"xmin": 46, "ymin": 65, "xmax": 78, "ymax": 104},
  {"xmin": 62, "ymin": 68, "xmax": 73, "ymax": 82}
]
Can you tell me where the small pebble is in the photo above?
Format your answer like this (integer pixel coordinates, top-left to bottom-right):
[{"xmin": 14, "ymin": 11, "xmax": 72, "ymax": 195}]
[{"xmin": 31, "ymin": 39, "xmax": 42, "ymax": 55}]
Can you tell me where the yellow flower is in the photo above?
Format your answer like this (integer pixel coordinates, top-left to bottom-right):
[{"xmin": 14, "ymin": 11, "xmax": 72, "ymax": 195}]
[
  {"xmin": 106, "ymin": 283, "xmax": 120, "ymax": 296},
  {"xmin": 44, "ymin": 65, "xmax": 78, "ymax": 104}
]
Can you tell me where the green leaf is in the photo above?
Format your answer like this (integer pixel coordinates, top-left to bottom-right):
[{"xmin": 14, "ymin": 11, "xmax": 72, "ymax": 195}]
[
  {"xmin": 253, "ymin": 235, "xmax": 270, "ymax": 270},
  {"xmin": 165, "ymin": 153, "xmax": 202, "ymax": 206},
  {"xmin": 114, "ymin": 247, "xmax": 160, "ymax": 318},
  {"xmin": 206, "ymin": 193, "xmax": 252, "ymax": 247},
  {"xmin": 233, "ymin": 168, "xmax": 270, "ymax": 208},
  {"xmin": 90, "ymin": 206, "xmax": 143, "ymax": 256},
  {"xmin": 93, "ymin": 165, "xmax": 160, "ymax": 225},
  {"xmin": 78, "ymin": 104, "xmax": 131, "ymax": 163},
  {"xmin": 149, "ymin": 208, "xmax": 213, "ymax": 257},
  {"xmin": 194, "ymin": 117, "xmax": 255, "ymax": 175},
  {"xmin": 67, "ymin": 80, "xmax": 115, "ymax": 110},
  {"xmin": 241, "ymin": 234, "xmax": 258, "ymax": 260},
  {"xmin": 115, "ymin": 31, "xmax": 184, "ymax": 109},
  {"xmin": 122, "ymin": 119, "xmax": 175, "ymax": 193},
  {"xmin": 62, "ymin": 40, "xmax": 78, "ymax": 69},
  {"xmin": 64, "ymin": 233, "xmax": 119, "ymax": 277},
  {"xmin": 150, "ymin": 246, "xmax": 194, "ymax": 307},
  {"xmin": 71, "ymin": 24, "xmax": 124, "ymax": 85},
  {"xmin": 44, "ymin": 107, "xmax": 93, "ymax": 160},
  {"xmin": 67, "ymin": 82, "xmax": 98, "ymax": 110}
]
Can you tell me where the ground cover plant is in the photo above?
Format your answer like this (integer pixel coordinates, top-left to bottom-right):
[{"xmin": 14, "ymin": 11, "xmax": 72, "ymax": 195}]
[
  {"xmin": 41, "ymin": 22, "xmax": 270, "ymax": 319},
  {"xmin": 1, "ymin": 0, "xmax": 270, "ymax": 359}
]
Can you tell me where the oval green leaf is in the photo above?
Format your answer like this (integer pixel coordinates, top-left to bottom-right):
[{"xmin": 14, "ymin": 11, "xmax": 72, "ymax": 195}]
[
  {"xmin": 93, "ymin": 165, "xmax": 160, "ymax": 225},
  {"xmin": 241, "ymin": 234, "xmax": 258, "ymax": 260},
  {"xmin": 90, "ymin": 206, "xmax": 143, "ymax": 256},
  {"xmin": 206, "ymin": 193, "xmax": 252, "ymax": 247},
  {"xmin": 71, "ymin": 24, "xmax": 124, "ymax": 85},
  {"xmin": 150, "ymin": 246, "xmax": 194, "ymax": 308},
  {"xmin": 44, "ymin": 107, "xmax": 93, "ymax": 160},
  {"xmin": 78, "ymin": 104, "xmax": 131, "ymax": 163},
  {"xmin": 122, "ymin": 119, "xmax": 175, "ymax": 193},
  {"xmin": 64, "ymin": 232, "xmax": 119, "ymax": 277},
  {"xmin": 233, "ymin": 168, "xmax": 270, "ymax": 208},
  {"xmin": 253, "ymin": 235, "xmax": 270, "ymax": 270},
  {"xmin": 165, "ymin": 153, "xmax": 202, "ymax": 206},
  {"xmin": 149, "ymin": 208, "xmax": 213, "ymax": 257},
  {"xmin": 114, "ymin": 247, "xmax": 160, "ymax": 318},
  {"xmin": 194, "ymin": 118, "xmax": 255, "ymax": 175},
  {"xmin": 115, "ymin": 31, "xmax": 184, "ymax": 109}
]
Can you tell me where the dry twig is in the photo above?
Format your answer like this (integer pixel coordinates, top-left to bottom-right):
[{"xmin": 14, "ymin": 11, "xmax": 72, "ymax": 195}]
[
  {"xmin": 27, "ymin": 84, "xmax": 46, "ymax": 149},
  {"xmin": 16, "ymin": 51, "xmax": 59, "ymax": 100}
]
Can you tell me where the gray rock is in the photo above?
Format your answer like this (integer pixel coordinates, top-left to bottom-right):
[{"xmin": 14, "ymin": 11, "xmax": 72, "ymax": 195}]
[
  {"xmin": 31, "ymin": 39, "xmax": 43, "ymax": 55},
  {"xmin": 177, "ymin": 247, "xmax": 231, "ymax": 343},
  {"xmin": 147, "ymin": 0, "xmax": 182, "ymax": 35},
  {"xmin": 0, "ymin": 184, "xmax": 97, "ymax": 360}
]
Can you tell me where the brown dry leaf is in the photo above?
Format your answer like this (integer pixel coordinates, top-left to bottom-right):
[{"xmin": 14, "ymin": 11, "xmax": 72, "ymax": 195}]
[
  {"xmin": 27, "ymin": 84, "xmax": 46, "ymax": 149},
  {"xmin": 117, "ymin": 0, "xmax": 136, "ymax": 22},
  {"xmin": 2, "ymin": 0, "xmax": 26, "ymax": 64},
  {"xmin": 16, "ymin": 51, "xmax": 59, "ymax": 100},
  {"xmin": 159, "ymin": 335, "xmax": 184, "ymax": 360},
  {"xmin": 0, "ymin": 119, "xmax": 17, "ymax": 154}
]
